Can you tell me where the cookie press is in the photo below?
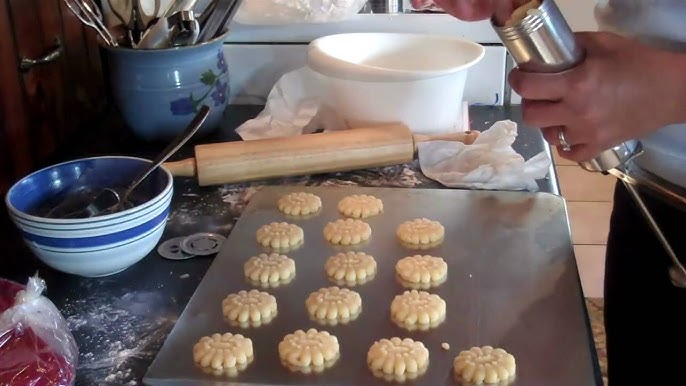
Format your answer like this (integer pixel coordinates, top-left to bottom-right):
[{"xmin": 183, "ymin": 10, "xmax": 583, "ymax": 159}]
[{"xmin": 491, "ymin": 0, "xmax": 686, "ymax": 288}]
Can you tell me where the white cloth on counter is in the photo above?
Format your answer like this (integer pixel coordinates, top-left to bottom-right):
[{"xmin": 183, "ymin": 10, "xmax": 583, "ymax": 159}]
[
  {"xmin": 417, "ymin": 120, "xmax": 551, "ymax": 191},
  {"xmin": 235, "ymin": 68, "xmax": 551, "ymax": 192},
  {"xmin": 236, "ymin": 67, "xmax": 349, "ymax": 140}
]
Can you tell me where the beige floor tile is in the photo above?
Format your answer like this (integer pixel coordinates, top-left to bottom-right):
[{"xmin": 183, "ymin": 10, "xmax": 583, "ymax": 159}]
[
  {"xmin": 552, "ymin": 148, "xmax": 576, "ymax": 166},
  {"xmin": 567, "ymin": 201, "xmax": 613, "ymax": 245},
  {"xmin": 574, "ymin": 245, "xmax": 606, "ymax": 298},
  {"xmin": 557, "ymin": 165, "xmax": 616, "ymax": 202}
]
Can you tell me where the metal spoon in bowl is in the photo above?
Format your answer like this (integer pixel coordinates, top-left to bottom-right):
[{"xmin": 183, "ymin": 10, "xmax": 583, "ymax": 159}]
[{"xmin": 66, "ymin": 105, "xmax": 211, "ymax": 218}]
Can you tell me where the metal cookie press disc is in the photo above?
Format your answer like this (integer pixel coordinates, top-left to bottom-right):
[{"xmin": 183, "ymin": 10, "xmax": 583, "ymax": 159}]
[
  {"xmin": 180, "ymin": 233, "xmax": 226, "ymax": 256},
  {"xmin": 158, "ymin": 237, "xmax": 197, "ymax": 260}
]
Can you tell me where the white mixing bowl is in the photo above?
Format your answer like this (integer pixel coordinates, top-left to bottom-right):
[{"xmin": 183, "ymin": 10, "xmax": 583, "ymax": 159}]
[{"xmin": 307, "ymin": 32, "xmax": 485, "ymax": 134}]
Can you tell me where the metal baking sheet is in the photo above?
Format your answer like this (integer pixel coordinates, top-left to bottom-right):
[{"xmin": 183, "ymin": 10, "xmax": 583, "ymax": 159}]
[{"xmin": 144, "ymin": 186, "xmax": 600, "ymax": 386}]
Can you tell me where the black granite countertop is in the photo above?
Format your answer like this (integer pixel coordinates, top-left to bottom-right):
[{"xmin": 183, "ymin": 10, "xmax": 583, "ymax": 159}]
[{"xmin": 1, "ymin": 104, "xmax": 561, "ymax": 385}]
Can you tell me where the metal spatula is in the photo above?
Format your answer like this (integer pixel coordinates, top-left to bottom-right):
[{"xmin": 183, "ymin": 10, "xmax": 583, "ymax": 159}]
[{"xmin": 50, "ymin": 105, "xmax": 210, "ymax": 219}]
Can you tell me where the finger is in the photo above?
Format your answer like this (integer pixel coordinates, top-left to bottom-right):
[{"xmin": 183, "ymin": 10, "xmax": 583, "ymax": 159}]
[
  {"xmin": 493, "ymin": 0, "xmax": 514, "ymax": 24},
  {"xmin": 554, "ymin": 144, "xmax": 581, "ymax": 162},
  {"xmin": 410, "ymin": 0, "xmax": 434, "ymax": 10},
  {"xmin": 560, "ymin": 144, "xmax": 602, "ymax": 163},
  {"xmin": 521, "ymin": 99, "xmax": 572, "ymax": 129},
  {"xmin": 574, "ymin": 31, "xmax": 609, "ymax": 51},
  {"xmin": 433, "ymin": 0, "xmax": 496, "ymax": 20},
  {"xmin": 541, "ymin": 126, "xmax": 579, "ymax": 148},
  {"xmin": 509, "ymin": 68, "xmax": 571, "ymax": 101}
]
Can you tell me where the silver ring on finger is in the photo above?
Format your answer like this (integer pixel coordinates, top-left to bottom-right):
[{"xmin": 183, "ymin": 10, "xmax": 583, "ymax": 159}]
[{"xmin": 558, "ymin": 129, "xmax": 571, "ymax": 151}]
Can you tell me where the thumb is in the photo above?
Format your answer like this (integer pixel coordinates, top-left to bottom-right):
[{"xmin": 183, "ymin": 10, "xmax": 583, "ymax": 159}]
[
  {"xmin": 410, "ymin": 0, "xmax": 435, "ymax": 10},
  {"xmin": 574, "ymin": 31, "xmax": 617, "ymax": 53}
]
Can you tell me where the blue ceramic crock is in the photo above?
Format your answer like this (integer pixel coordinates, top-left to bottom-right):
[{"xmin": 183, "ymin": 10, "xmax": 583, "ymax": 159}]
[{"xmin": 102, "ymin": 31, "xmax": 230, "ymax": 141}]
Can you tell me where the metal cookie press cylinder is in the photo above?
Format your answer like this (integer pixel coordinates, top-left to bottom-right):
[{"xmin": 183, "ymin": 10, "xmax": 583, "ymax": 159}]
[
  {"xmin": 491, "ymin": 0, "xmax": 686, "ymax": 288},
  {"xmin": 492, "ymin": 0, "xmax": 643, "ymax": 172}
]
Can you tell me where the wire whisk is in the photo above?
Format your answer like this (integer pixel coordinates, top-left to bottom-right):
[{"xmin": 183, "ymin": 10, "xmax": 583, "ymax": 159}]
[{"xmin": 64, "ymin": 0, "xmax": 119, "ymax": 46}]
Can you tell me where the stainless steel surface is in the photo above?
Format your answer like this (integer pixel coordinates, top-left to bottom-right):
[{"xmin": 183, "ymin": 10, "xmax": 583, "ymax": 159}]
[
  {"xmin": 181, "ymin": 233, "xmax": 226, "ymax": 256},
  {"xmin": 578, "ymin": 139, "xmax": 643, "ymax": 173},
  {"xmin": 144, "ymin": 186, "xmax": 600, "ymax": 386},
  {"xmin": 170, "ymin": 11, "xmax": 201, "ymax": 47},
  {"xmin": 137, "ymin": 13, "xmax": 178, "ymax": 48},
  {"xmin": 492, "ymin": 0, "xmax": 583, "ymax": 73},
  {"xmin": 384, "ymin": 0, "xmax": 401, "ymax": 13},
  {"xmin": 141, "ymin": 8, "xmax": 200, "ymax": 48},
  {"xmin": 367, "ymin": 0, "xmax": 400, "ymax": 13}
]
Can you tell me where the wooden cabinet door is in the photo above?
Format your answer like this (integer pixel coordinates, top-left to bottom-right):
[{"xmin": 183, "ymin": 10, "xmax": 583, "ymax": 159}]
[{"xmin": 0, "ymin": 0, "xmax": 106, "ymax": 195}]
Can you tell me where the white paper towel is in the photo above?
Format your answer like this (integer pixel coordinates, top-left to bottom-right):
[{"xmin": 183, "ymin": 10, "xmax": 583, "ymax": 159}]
[
  {"xmin": 236, "ymin": 67, "xmax": 349, "ymax": 140},
  {"xmin": 418, "ymin": 120, "xmax": 551, "ymax": 191},
  {"xmin": 235, "ymin": 68, "xmax": 551, "ymax": 191}
]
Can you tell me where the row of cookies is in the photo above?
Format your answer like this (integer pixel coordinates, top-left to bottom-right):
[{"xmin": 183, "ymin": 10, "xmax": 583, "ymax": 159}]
[
  {"xmin": 255, "ymin": 217, "xmax": 445, "ymax": 250},
  {"xmin": 277, "ymin": 192, "xmax": 383, "ymax": 219},
  {"xmin": 193, "ymin": 326, "xmax": 516, "ymax": 384},
  {"xmin": 266, "ymin": 192, "xmax": 446, "ymax": 248},
  {"xmin": 221, "ymin": 286, "xmax": 445, "ymax": 331},
  {"xmin": 243, "ymin": 251, "xmax": 447, "ymax": 289},
  {"xmin": 211, "ymin": 276, "xmax": 512, "ymax": 383},
  {"xmin": 200, "ymin": 282, "xmax": 515, "ymax": 382}
]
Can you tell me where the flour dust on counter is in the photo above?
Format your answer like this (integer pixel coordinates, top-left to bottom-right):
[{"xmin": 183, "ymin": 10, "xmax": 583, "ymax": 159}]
[
  {"xmin": 60, "ymin": 288, "xmax": 178, "ymax": 386},
  {"xmin": 163, "ymin": 162, "xmax": 432, "ymax": 235},
  {"xmin": 216, "ymin": 162, "xmax": 428, "ymax": 215}
]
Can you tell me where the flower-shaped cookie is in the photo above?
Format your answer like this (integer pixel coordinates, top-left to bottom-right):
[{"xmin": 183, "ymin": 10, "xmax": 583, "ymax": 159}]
[
  {"xmin": 192, "ymin": 333, "xmax": 253, "ymax": 376},
  {"xmin": 278, "ymin": 328, "xmax": 340, "ymax": 373},
  {"xmin": 453, "ymin": 346, "xmax": 516, "ymax": 384},
  {"xmin": 367, "ymin": 337, "xmax": 429, "ymax": 382}
]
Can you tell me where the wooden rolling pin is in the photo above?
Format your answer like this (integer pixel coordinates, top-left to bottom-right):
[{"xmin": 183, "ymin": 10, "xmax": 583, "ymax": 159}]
[{"xmin": 163, "ymin": 124, "xmax": 480, "ymax": 186}]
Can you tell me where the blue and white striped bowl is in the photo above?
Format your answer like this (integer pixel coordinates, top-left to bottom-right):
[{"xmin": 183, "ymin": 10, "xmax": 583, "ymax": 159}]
[{"xmin": 5, "ymin": 156, "xmax": 173, "ymax": 277}]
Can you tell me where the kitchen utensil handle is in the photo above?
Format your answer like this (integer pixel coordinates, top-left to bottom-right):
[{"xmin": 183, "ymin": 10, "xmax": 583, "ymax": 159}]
[
  {"xmin": 623, "ymin": 181, "xmax": 686, "ymax": 286},
  {"xmin": 20, "ymin": 38, "xmax": 63, "ymax": 72},
  {"xmin": 163, "ymin": 158, "xmax": 197, "ymax": 177},
  {"xmin": 124, "ymin": 105, "xmax": 209, "ymax": 197}
]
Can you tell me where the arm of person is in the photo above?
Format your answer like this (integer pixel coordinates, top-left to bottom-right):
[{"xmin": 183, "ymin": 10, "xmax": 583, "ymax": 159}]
[
  {"xmin": 409, "ymin": 0, "xmax": 533, "ymax": 24},
  {"xmin": 508, "ymin": 31, "xmax": 686, "ymax": 162}
]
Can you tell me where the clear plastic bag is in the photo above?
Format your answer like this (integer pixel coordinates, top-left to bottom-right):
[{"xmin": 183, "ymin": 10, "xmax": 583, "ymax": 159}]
[
  {"xmin": 234, "ymin": 0, "xmax": 369, "ymax": 25},
  {"xmin": 0, "ymin": 275, "xmax": 78, "ymax": 386}
]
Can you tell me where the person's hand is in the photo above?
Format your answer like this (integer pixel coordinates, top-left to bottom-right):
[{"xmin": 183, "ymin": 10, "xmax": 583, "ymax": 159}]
[
  {"xmin": 509, "ymin": 31, "xmax": 686, "ymax": 162},
  {"xmin": 409, "ymin": 0, "xmax": 530, "ymax": 23}
]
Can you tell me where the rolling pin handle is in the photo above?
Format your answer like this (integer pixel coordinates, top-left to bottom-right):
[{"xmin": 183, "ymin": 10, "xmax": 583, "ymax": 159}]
[{"xmin": 162, "ymin": 158, "xmax": 197, "ymax": 177}]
